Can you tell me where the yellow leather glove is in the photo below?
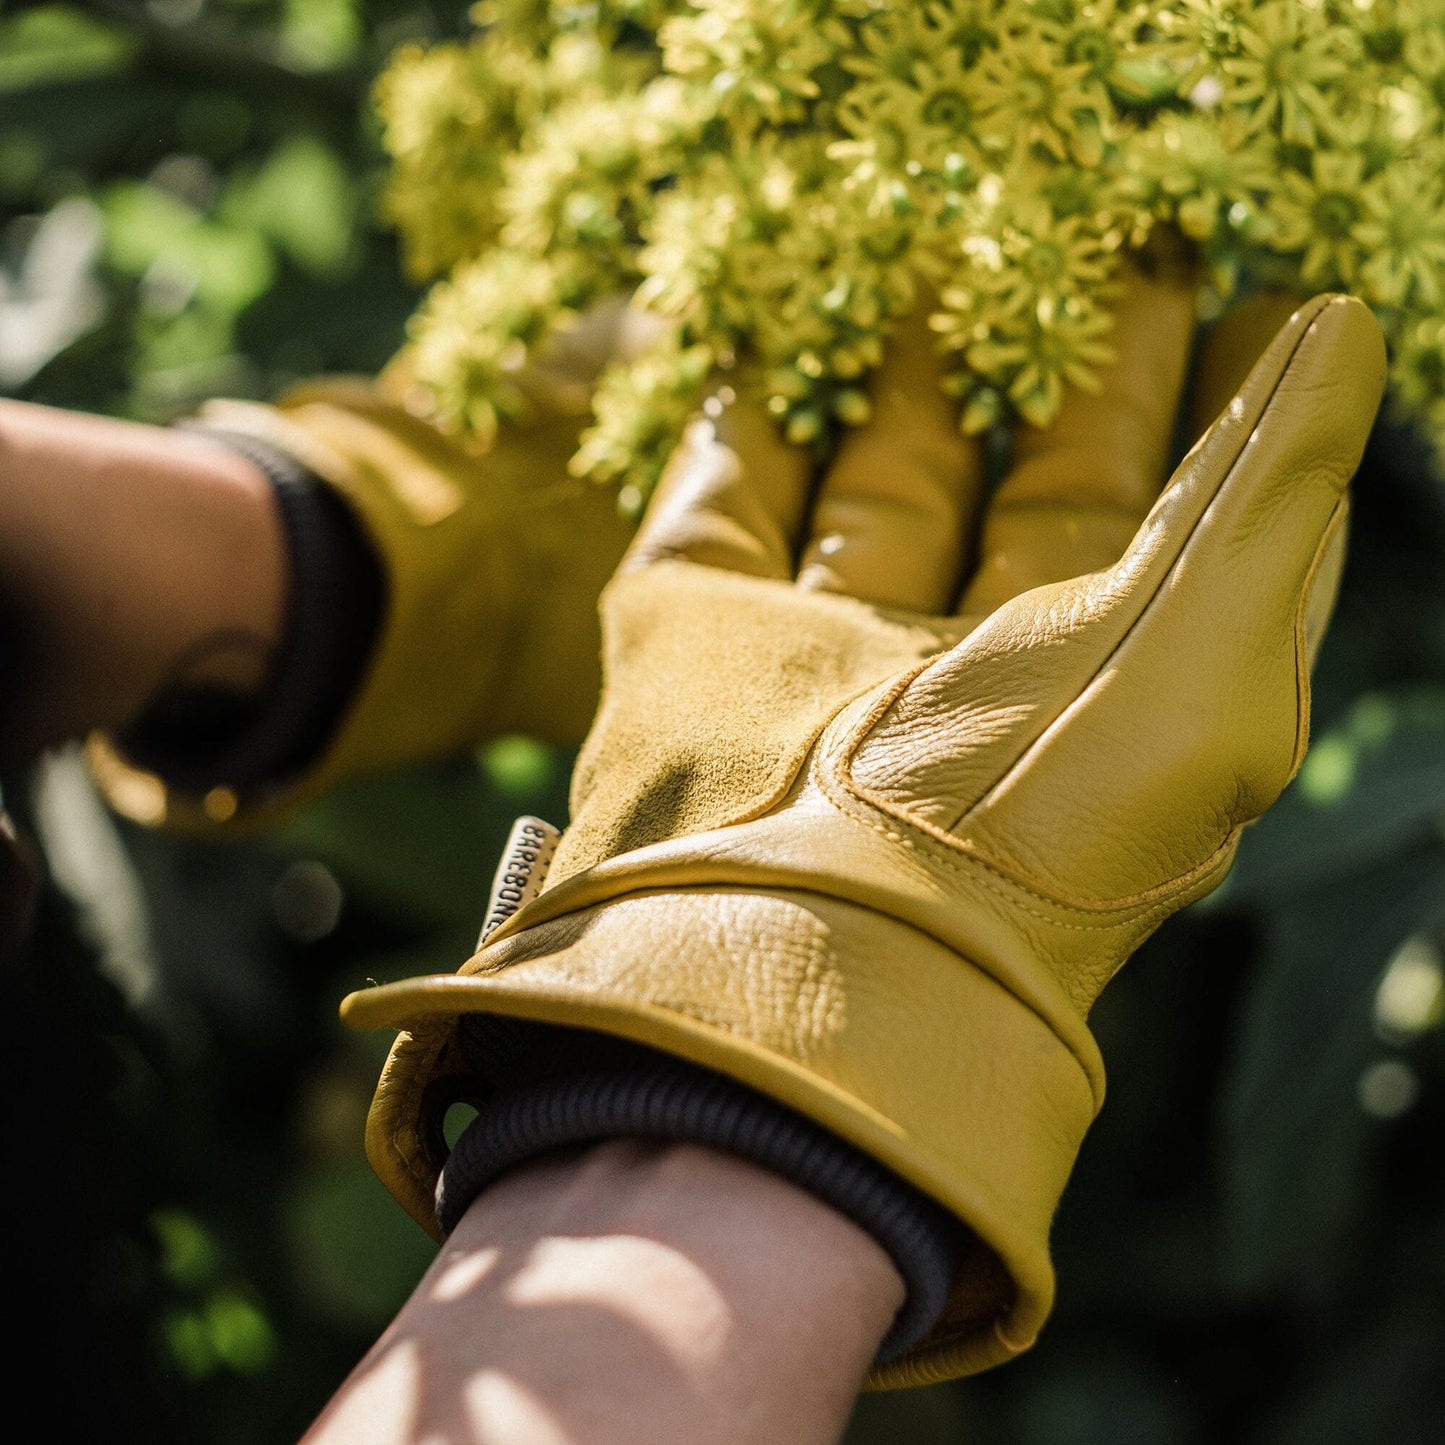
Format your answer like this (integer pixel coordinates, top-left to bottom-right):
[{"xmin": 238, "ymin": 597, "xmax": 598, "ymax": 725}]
[
  {"xmin": 345, "ymin": 280, "xmax": 1385, "ymax": 1386},
  {"xmin": 87, "ymin": 307, "xmax": 641, "ymax": 834}
]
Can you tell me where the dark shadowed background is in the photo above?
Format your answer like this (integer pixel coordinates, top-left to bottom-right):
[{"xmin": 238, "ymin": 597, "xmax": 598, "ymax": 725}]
[{"xmin": 2, "ymin": 2, "xmax": 1443, "ymax": 1440}]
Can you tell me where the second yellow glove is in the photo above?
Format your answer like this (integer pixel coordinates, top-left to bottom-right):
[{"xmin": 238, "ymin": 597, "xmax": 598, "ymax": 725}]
[{"xmin": 87, "ymin": 305, "xmax": 643, "ymax": 832}]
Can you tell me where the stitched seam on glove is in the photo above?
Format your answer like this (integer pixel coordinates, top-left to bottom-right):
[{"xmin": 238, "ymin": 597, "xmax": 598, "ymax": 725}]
[
  {"xmin": 574, "ymin": 565, "xmax": 917, "ymax": 850},
  {"xmin": 819, "ymin": 739, "xmax": 1242, "ymax": 921},
  {"xmin": 1288, "ymin": 496, "xmax": 1349, "ymax": 775},
  {"xmin": 817, "ymin": 761, "xmax": 1227, "ymax": 1038},
  {"xmin": 455, "ymin": 874, "xmax": 1111, "ymax": 1111},
  {"xmin": 371, "ymin": 1022, "xmax": 455, "ymax": 1238},
  {"xmin": 833, "ymin": 303, "xmax": 1329, "ymax": 883},
  {"xmin": 948, "ymin": 305, "xmax": 1333, "ymax": 842}
]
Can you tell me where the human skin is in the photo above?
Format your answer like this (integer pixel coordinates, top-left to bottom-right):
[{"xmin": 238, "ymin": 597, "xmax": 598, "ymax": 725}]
[
  {"xmin": 300, "ymin": 1141, "xmax": 904, "ymax": 1445},
  {"xmin": 0, "ymin": 398, "xmax": 286, "ymax": 766}
]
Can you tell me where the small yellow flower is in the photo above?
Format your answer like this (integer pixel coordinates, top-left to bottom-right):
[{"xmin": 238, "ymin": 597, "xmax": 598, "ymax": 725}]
[
  {"xmin": 1028, "ymin": 0, "xmax": 1149, "ymax": 101},
  {"xmin": 844, "ymin": 6, "xmax": 939, "ymax": 86},
  {"xmin": 639, "ymin": 136, "xmax": 840, "ymax": 343},
  {"xmin": 923, "ymin": 0, "xmax": 1005, "ymax": 71},
  {"xmin": 1268, "ymin": 149, "xmax": 1369, "ymax": 286},
  {"xmin": 660, "ymin": 0, "xmax": 847, "ymax": 129},
  {"xmin": 1151, "ymin": 0, "xmax": 1243, "ymax": 96},
  {"xmin": 1390, "ymin": 312, "xmax": 1445, "ymax": 415},
  {"xmin": 1003, "ymin": 293, "xmax": 1117, "ymax": 426},
  {"xmin": 1356, "ymin": 163, "xmax": 1445, "ymax": 308},
  {"xmin": 1402, "ymin": 17, "xmax": 1445, "ymax": 131},
  {"xmin": 973, "ymin": 193, "xmax": 1119, "ymax": 316},
  {"xmin": 375, "ymin": 0, "xmax": 1445, "ymax": 490},
  {"xmin": 1133, "ymin": 113, "xmax": 1275, "ymax": 241},
  {"xmin": 830, "ymin": 54, "xmax": 987, "ymax": 205},
  {"xmin": 499, "ymin": 81, "xmax": 705, "ymax": 273},
  {"xmin": 1221, "ymin": 1, "xmax": 1355, "ymax": 146},
  {"xmin": 470, "ymin": 0, "xmax": 554, "ymax": 49},
  {"xmin": 972, "ymin": 26, "xmax": 1105, "ymax": 162},
  {"xmin": 374, "ymin": 38, "xmax": 530, "ymax": 279},
  {"xmin": 936, "ymin": 207, "xmax": 1120, "ymax": 424},
  {"xmin": 908, "ymin": 43, "xmax": 993, "ymax": 162},
  {"xmin": 1354, "ymin": 0, "xmax": 1408, "ymax": 70},
  {"xmin": 572, "ymin": 329, "xmax": 715, "ymax": 496},
  {"xmin": 404, "ymin": 250, "xmax": 568, "ymax": 446}
]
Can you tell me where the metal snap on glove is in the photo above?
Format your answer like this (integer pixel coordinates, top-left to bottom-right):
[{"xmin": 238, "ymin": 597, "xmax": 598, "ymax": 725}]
[{"xmin": 344, "ymin": 291, "xmax": 1386, "ymax": 1388}]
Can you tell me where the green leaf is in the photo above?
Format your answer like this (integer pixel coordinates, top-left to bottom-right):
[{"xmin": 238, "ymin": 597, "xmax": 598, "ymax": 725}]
[
  {"xmin": 0, "ymin": 6, "xmax": 135, "ymax": 93},
  {"xmin": 163, "ymin": 1307, "xmax": 218, "ymax": 1380},
  {"xmin": 1218, "ymin": 846, "xmax": 1445, "ymax": 1297},
  {"xmin": 102, "ymin": 179, "xmax": 275, "ymax": 315},
  {"xmin": 285, "ymin": 1157, "xmax": 436, "ymax": 1328},
  {"xmin": 222, "ymin": 135, "xmax": 358, "ymax": 279},
  {"xmin": 1229, "ymin": 688, "xmax": 1445, "ymax": 899},
  {"xmin": 204, "ymin": 1290, "xmax": 278, "ymax": 1375},
  {"xmin": 282, "ymin": 0, "xmax": 362, "ymax": 69},
  {"xmin": 152, "ymin": 1208, "xmax": 222, "ymax": 1292},
  {"xmin": 271, "ymin": 753, "xmax": 570, "ymax": 928}
]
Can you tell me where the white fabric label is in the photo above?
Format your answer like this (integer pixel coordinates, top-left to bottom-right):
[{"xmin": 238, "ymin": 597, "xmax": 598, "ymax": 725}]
[{"xmin": 478, "ymin": 815, "xmax": 561, "ymax": 946}]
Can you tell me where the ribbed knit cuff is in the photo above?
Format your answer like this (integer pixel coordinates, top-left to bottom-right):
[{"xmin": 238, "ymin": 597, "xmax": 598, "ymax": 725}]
[
  {"xmin": 118, "ymin": 429, "xmax": 384, "ymax": 793},
  {"xmin": 439, "ymin": 1017, "xmax": 964, "ymax": 1365}
]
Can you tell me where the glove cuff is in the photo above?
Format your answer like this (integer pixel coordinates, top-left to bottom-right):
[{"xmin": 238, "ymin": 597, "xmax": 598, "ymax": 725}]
[
  {"xmin": 344, "ymin": 885, "xmax": 1100, "ymax": 1388},
  {"xmin": 436, "ymin": 1022, "xmax": 964, "ymax": 1364}
]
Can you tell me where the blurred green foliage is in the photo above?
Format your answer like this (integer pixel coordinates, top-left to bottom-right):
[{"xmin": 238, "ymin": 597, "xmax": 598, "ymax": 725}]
[
  {"xmin": 0, "ymin": 0, "xmax": 453, "ymax": 412},
  {"xmin": 4, "ymin": 2, "xmax": 1445, "ymax": 1441}
]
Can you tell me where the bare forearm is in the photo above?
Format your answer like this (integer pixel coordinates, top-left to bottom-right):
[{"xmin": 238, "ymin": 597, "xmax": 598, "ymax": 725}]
[
  {"xmin": 0, "ymin": 400, "xmax": 284, "ymax": 762},
  {"xmin": 304, "ymin": 1141, "xmax": 903, "ymax": 1445}
]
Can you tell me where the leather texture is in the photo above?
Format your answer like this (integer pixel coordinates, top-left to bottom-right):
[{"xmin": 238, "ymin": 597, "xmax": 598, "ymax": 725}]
[
  {"xmin": 88, "ymin": 309, "xmax": 638, "ymax": 834},
  {"xmin": 344, "ymin": 290, "xmax": 1385, "ymax": 1388}
]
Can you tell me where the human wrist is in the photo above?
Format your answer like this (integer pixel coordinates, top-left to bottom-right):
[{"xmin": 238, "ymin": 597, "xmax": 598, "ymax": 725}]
[
  {"xmin": 305, "ymin": 1140, "xmax": 901, "ymax": 1445},
  {"xmin": 0, "ymin": 400, "xmax": 286, "ymax": 762},
  {"xmin": 117, "ymin": 430, "xmax": 383, "ymax": 796}
]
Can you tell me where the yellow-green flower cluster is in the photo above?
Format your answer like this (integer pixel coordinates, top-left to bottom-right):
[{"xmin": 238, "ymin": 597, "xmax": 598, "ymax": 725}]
[{"xmin": 378, "ymin": 0, "xmax": 1445, "ymax": 498}]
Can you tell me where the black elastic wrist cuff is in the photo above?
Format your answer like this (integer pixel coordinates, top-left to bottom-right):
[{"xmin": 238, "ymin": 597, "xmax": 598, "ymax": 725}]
[
  {"xmin": 119, "ymin": 429, "xmax": 384, "ymax": 793},
  {"xmin": 439, "ymin": 1018, "xmax": 964, "ymax": 1365}
]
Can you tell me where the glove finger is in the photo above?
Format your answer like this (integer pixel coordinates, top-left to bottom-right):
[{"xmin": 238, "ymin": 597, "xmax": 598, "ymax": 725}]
[
  {"xmin": 795, "ymin": 306, "xmax": 985, "ymax": 612},
  {"xmin": 624, "ymin": 390, "xmax": 813, "ymax": 579},
  {"xmin": 1187, "ymin": 291, "xmax": 1308, "ymax": 440},
  {"xmin": 955, "ymin": 248, "xmax": 1197, "ymax": 621},
  {"xmin": 850, "ymin": 295, "xmax": 1386, "ymax": 896}
]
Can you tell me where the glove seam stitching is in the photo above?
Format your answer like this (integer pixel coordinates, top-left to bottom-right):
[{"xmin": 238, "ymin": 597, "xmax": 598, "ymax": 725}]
[
  {"xmin": 833, "ymin": 295, "xmax": 1336, "ymax": 872},
  {"xmin": 1288, "ymin": 495, "xmax": 1348, "ymax": 777},
  {"xmin": 819, "ymin": 759, "xmax": 1217, "ymax": 1028},
  {"xmin": 374, "ymin": 1025, "xmax": 454, "ymax": 1232},
  {"xmin": 941, "ymin": 310, "xmax": 1329, "ymax": 836},
  {"xmin": 821, "ymin": 748, "xmax": 1238, "ymax": 922}
]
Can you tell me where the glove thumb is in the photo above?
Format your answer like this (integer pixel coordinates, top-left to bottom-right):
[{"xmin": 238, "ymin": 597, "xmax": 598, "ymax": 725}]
[{"xmin": 846, "ymin": 295, "xmax": 1386, "ymax": 907}]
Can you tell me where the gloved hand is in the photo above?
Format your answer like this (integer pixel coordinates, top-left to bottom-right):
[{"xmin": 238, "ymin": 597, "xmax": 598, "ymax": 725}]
[
  {"xmin": 87, "ymin": 302, "xmax": 647, "ymax": 832},
  {"xmin": 345, "ymin": 286, "xmax": 1383, "ymax": 1386}
]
